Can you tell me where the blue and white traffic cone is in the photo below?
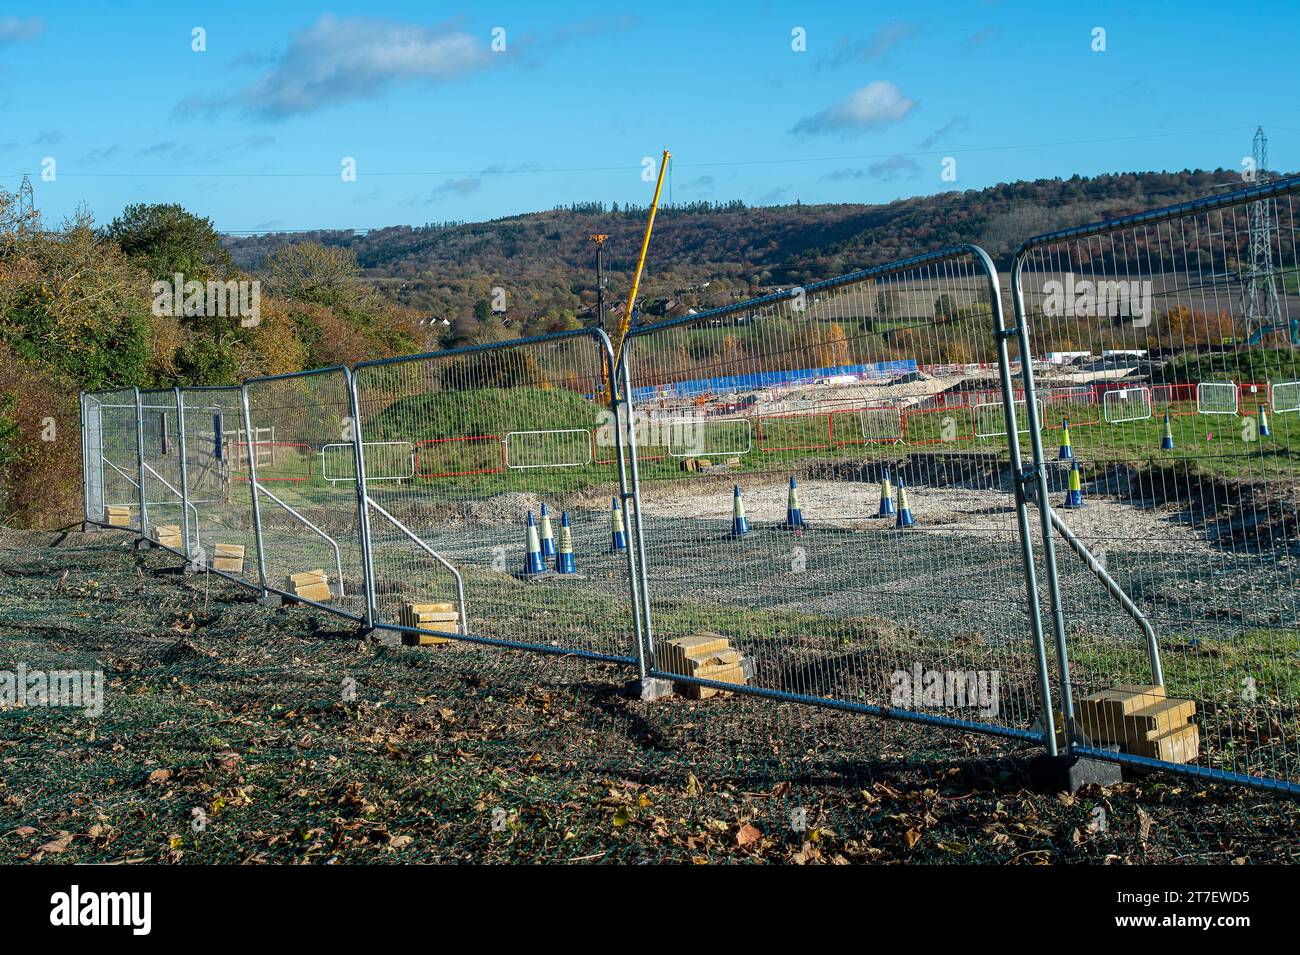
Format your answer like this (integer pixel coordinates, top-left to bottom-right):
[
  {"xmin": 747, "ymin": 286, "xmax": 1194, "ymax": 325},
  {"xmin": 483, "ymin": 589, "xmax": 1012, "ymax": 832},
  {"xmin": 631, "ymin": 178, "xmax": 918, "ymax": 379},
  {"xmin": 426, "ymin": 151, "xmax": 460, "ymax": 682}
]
[
  {"xmin": 555, "ymin": 511, "xmax": 576, "ymax": 574},
  {"xmin": 539, "ymin": 501, "xmax": 557, "ymax": 558},
  {"xmin": 894, "ymin": 477, "xmax": 915, "ymax": 529},
  {"xmin": 877, "ymin": 467, "xmax": 896, "ymax": 518},
  {"xmin": 523, "ymin": 510, "xmax": 546, "ymax": 577},
  {"xmin": 1058, "ymin": 419, "xmax": 1074, "ymax": 460},
  {"xmin": 1259, "ymin": 408, "xmax": 1271, "ymax": 437},
  {"xmin": 783, "ymin": 476, "xmax": 806, "ymax": 531},
  {"xmin": 731, "ymin": 485, "xmax": 751, "ymax": 538},
  {"xmin": 1160, "ymin": 411, "xmax": 1175, "ymax": 451},
  {"xmin": 1062, "ymin": 460, "xmax": 1084, "ymax": 509},
  {"xmin": 610, "ymin": 497, "xmax": 627, "ymax": 553}
]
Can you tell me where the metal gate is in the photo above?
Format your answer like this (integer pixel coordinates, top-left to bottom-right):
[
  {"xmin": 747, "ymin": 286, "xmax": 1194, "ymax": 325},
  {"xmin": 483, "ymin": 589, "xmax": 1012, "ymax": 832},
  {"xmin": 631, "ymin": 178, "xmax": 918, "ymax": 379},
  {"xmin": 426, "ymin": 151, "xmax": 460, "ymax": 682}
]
[
  {"xmin": 1011, "ymin": 174, "xmax": 1300, "ymax": 793},
  {"xmin": 620, "ymin": 245, "xmax": 1060, "ymax": 743}
]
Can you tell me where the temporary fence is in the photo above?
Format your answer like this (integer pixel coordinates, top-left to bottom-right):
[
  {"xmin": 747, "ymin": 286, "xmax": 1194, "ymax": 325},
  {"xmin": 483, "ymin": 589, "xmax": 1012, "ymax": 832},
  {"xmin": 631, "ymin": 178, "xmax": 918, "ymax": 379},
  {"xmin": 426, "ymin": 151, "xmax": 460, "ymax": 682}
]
[
  {"xmin": 138, "ymin": 388, "xmax": 187, "ymax": 551},
  {"xmin": 1011, "ymin": 173, "xmax": 1300, "ymax": 793},
  {"xmin": 81, "ymin": 387, "xmax": 142, "ymax": 533},
  {"xmin": 620, "ymin": 245, "xmax": 1060, "ymax": 745},
  {"xmin": 241, "ymin": 367, "xmax": 370, "ymax": 620},
  {"xmin": 350, "ymin": 328, "xmax": 643, "ymax": 663},
  {"xmin": 76, "ymin": 176, "xmax": 1300, "ymax": 798}
]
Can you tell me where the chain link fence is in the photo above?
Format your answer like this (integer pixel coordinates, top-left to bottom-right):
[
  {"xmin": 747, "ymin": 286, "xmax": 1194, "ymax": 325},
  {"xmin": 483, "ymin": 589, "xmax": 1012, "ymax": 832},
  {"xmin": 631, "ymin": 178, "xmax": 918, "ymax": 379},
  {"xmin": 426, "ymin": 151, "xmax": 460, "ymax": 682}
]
[{"xmin": 1012, "ymin": 174, "xmax": 1300, "ymax": 793}]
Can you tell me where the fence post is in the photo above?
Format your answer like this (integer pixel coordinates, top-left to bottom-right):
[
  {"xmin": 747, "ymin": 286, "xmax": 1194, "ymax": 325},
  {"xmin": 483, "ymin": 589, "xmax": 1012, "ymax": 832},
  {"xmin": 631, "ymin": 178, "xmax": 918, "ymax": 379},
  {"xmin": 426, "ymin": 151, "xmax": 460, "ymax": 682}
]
[
  {"xmin": 596, "ymin": 329, "xmax": 652, "ymax": 682},
  {"xmin": 345, "ymin": 367, "xmax": 378, "ymax": 631},
  {"xmin": 619, "ymin": 349, "xmax": 656, "ymax": 676},
  {"xmin": 79, "ymin": 391, "xmax": 91, "ymax": 532},
  {"xmin": 959, "ymin": 246, "xmax": 1065, "ymax": 762},
  {"xmin": 1008, "ymin": 253, "xmax": 1077, "ymax": 752},
  {"xmin": 175, "ymin": 387, "xmax": 193, "ymax": 564},
  {"xmin": 133, "ymin": 386, "xmax": 148, "ymax": 541},
  {"xmin": 240, "ymin": 383, "xmax": 277, "ymax": 606}
]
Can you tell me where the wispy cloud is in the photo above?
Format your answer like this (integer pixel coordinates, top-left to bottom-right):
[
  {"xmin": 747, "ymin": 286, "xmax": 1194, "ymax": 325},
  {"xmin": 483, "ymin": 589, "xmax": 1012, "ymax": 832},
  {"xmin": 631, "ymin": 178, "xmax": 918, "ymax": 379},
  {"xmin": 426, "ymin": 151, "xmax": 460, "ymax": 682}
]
[
  {"xmin": 434, "ymin": 177, "xmax": 481, "ymax": 196},
  {"xmin": 793, "ymin": 81, "xmax": 916, "ymax": 136},
  {"xmin": 919, "ymin": 115, "xmax": 969, "ymax": 149},
  {"xmin": 79, "ymin": 145, "xmax": 122, "ymax": 163},
  {"xmin": 820, "ymin": 24, "xmax": 917, "ymax": 67},
  {"xmin": 238, "ymin": 133, "xmax": 278, "ymax": 149},
  {"xmin": 176, "ymin": 14, "xmax": 492, "ymax": 119},
  {"xmin": 0, "ymin": 16, "xmax": 43, "ymax": 46},
  {"xmin": 680, "ymin": 174, "xmax": 716, "ymax": 195},
  {"xmin": 821, "ymin": 155, "xmax": 921, "ymax": 183}
]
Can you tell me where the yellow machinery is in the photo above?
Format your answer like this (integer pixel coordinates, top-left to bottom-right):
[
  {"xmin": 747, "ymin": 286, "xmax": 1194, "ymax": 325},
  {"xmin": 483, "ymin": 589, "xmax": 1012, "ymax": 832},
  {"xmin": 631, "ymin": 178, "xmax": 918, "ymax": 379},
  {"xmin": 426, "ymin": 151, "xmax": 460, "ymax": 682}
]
[{"xmin": 604, "ymin": 148, "xmax": 670, "ymax": 402}]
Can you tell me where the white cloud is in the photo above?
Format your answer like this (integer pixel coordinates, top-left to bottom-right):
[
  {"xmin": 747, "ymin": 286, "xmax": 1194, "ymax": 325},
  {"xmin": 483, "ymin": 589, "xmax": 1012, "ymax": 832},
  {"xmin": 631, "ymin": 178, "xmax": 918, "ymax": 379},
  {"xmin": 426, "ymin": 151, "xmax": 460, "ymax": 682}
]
[
  {"xmin": 0, "ymin": 16, "xmax": 43, "ymax": 46},
  {"xmin": 178, "ymin": 15, "xmax": 491, "ymax": 119},
  {"xmin": 793, "ymin": 81, "xmax": 916, "ymax": 135}
]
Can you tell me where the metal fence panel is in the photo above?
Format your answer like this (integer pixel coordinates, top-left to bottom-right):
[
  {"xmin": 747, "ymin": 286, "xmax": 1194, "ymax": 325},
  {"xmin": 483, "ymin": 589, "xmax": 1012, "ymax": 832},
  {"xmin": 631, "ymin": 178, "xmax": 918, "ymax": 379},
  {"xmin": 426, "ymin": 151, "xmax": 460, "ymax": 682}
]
[
  {"xmin": 352, "ymin": 329, "xmax": 640, "ymax": 663},
  {"xmin": 179, "ymin": 386, "xmax": 260, "ymax": 586},
  {"xmin": 623, "ymin": 246, "xmax": 1054, "ymax": 742},
  {"xmin": 139, "ymin": 388, "xmax": 187, "ymax": 551},
  {"xmin": 83, "ymin": 387, "xmax": 141, "ymax": 532},
  {"xmin": 1012, "ymin": 174, "xmax": 1300, "ymax": 793},
  {"xmin": 242, "ymin": 368, "xmax": 369, "ymax": 621}
]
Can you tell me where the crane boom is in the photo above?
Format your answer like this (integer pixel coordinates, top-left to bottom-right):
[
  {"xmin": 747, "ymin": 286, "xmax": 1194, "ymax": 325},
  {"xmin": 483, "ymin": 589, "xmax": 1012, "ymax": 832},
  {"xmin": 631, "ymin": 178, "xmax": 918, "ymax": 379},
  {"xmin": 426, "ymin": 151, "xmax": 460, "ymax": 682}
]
[{"xmin": 606, "ymin": 148, "xmax": 670, "ymax": 400}]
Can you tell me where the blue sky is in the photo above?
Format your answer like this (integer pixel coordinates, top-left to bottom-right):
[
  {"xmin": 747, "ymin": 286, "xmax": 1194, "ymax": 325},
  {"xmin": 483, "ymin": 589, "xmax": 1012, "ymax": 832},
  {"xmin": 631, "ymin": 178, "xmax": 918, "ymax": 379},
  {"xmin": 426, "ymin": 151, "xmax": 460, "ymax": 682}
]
[{"xmin": 1, "ymin": 1, "xmax": 1297, "ymax": 233}]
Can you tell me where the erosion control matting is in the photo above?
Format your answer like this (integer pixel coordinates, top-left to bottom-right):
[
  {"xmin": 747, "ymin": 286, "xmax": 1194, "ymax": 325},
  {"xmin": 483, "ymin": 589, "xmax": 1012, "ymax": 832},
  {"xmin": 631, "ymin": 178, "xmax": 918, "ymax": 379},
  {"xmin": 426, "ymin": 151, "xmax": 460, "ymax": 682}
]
[{"xmin": 0, "ymin": 527, "xmax": 1296, "ymax": 863}]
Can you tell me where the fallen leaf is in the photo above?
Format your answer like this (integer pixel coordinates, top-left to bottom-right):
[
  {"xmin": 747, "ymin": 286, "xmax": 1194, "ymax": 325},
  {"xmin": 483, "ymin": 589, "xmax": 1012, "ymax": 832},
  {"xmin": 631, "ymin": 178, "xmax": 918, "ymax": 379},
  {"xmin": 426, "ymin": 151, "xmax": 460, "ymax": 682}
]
[
  {"xmin": 148, "ymin": 769, "xmax": 172, "ymax": 785},
  {"xmin": 40, "ymin": 831, "xmax": 73, "ymax": 854},
  {"xmin": 736, "ymin": 823, "xmax": 762, "ymax": 847},
  {"xmin": 903, "ymin": 829, "xmax": 921, "ymax": 849}
]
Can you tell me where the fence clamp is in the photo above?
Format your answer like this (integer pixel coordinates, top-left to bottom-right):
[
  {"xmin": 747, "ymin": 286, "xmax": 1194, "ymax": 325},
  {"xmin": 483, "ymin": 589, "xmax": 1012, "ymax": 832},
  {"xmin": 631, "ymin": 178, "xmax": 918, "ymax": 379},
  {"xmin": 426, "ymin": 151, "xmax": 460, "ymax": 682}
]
[
  {"xmin": 995, "ymin": 325, "xmax": 1021, "ymax": 341},
  {"xmin": 1014, "ymin": 466, "xmax": 1039, "ymax": 503}
]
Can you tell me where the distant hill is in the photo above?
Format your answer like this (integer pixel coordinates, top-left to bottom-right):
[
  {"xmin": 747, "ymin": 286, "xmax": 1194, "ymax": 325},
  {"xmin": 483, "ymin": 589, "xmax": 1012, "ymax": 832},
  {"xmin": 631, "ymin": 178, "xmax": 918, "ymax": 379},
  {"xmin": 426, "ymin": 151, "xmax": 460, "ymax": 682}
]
[{"xmin": 222, "ymin": 169, "xmax": 1268, "ymax": 336}]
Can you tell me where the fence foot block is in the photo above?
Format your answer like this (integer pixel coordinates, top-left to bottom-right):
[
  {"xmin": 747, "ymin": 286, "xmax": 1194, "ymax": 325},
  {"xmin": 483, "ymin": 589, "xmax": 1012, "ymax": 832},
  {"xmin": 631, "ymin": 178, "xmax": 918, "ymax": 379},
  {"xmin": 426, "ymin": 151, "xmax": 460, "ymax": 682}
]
[
  {"xmin": 1028, "ymin": 751, "xmax": 1122, "ymax": 794},
  {"xmin": 134, "ymin": 538, "xmax": 154, "ymax": 551},
  {"xmin": 628, "ymin": 676, "xmax": 676, "ymax": 702},
  {"xmin": 258, "ymin": 593, "xmax": 283, "ymax": 608}
]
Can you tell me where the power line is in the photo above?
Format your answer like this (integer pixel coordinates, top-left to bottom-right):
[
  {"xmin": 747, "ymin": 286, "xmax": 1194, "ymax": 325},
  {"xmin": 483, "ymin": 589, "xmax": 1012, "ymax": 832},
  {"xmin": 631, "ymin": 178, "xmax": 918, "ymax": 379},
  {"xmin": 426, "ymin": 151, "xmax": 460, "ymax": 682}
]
[{"xmin": 0, "ymin": 124, "xmax": 1264, "ymax": 182}]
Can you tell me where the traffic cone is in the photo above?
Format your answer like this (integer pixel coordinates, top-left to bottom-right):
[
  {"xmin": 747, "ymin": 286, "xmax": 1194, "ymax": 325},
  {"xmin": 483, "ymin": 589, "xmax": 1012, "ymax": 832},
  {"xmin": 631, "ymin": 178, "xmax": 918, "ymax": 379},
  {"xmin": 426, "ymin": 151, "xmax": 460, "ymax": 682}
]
[
  {"xmin": 1058, "ymin": 419, "xmax": 1074, "ymax": 460},
  {"xmin": 522, "ymin": 511, "xmax": 546, "ymax": 577},
  {"xmin": 610, "ymin": 497, "xmax": 627, "ymax": 553},
  {"xmin": 1062, "ymin": 460, "xmax": 1084, "ymax": 509},
  {"xmin": 539, "ymin": 502, "xmax": 557, "ymax": 558},
  {"xmin": 555, "ymin": 511, "xmax": 576, "ymax": 574},
  {"xmin": 894, "ymin": 477, "xmax": 915, "ymax": 528},
  {"xmin": 877, "ymin": 467, "xmax": 896, "ymax": 517},
  {"xmin": 783, "ymin": 476, "xmax": 806, "ymax": 531},
  {"xmin": 1160, "ymin": 411, "xmax": 1175, "ymax": 450},
  {"xmin": 731, "ymin": 485, "xmax": 751, "ymax": 538},
  {"xmin": 1259, "ymin": 408, "xmax": 1271, "ymax": 437}
]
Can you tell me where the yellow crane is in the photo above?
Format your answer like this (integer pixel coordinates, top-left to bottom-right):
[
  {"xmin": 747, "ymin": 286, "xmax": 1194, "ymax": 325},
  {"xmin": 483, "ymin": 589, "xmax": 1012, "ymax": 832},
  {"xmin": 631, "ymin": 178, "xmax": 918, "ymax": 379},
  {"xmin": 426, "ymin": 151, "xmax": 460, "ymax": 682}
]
[{"xmin": 604, "ymin": 148, "xmax": 670, "ymax": 402}]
